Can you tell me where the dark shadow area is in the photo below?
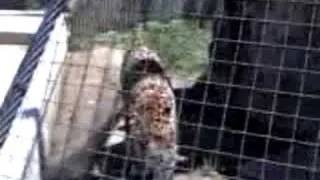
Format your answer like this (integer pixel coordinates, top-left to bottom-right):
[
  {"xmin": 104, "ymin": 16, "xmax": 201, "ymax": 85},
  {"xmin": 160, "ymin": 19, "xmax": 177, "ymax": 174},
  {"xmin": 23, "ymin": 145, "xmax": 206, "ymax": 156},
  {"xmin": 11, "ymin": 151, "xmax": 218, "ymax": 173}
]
[{"xmin": 175, "ymin": 0, "xmax": 320, "ymax": 179}]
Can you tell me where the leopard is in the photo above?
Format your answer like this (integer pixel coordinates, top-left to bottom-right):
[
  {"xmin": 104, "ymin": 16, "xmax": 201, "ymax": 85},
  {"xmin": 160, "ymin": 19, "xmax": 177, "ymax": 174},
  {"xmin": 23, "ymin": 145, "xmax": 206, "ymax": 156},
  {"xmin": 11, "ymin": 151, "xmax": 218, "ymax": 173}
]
[{"xmin": 87, "ymin": 46, "xmax": 185, "ymax": 180}]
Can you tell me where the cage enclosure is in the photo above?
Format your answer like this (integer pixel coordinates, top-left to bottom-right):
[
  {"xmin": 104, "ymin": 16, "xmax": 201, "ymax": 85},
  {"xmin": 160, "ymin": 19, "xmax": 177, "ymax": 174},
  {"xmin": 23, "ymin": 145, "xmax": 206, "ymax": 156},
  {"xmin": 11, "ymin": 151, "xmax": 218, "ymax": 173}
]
[{"xmin": 0, "ymin": 0, "xmax": 320, "ymax": 180}]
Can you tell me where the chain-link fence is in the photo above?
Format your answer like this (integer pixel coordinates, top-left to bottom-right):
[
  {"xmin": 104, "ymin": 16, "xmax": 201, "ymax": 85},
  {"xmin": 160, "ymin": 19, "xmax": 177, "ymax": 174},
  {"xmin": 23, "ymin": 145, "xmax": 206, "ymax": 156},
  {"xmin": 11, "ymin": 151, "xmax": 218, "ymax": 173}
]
[{"xmin": 1, "ymin": 0, "xmax": 320, "ymax": 180}]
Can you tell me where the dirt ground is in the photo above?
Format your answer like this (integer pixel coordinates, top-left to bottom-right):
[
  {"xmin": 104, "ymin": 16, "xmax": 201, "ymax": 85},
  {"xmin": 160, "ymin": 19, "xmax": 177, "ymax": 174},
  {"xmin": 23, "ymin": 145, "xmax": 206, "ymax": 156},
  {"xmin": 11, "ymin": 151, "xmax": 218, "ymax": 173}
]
[{"xmin": 45, "ymin": 43, "xmax": 226, "ymax": 180}]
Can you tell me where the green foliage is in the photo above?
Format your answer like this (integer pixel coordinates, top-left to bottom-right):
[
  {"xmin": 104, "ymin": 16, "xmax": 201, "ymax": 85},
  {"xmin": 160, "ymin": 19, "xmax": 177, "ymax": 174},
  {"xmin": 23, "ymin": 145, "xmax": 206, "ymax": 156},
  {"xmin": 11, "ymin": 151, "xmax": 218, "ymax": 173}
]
[{"xmin": 96, "ymin": 19, "xmax": 211, "ymax": 76}]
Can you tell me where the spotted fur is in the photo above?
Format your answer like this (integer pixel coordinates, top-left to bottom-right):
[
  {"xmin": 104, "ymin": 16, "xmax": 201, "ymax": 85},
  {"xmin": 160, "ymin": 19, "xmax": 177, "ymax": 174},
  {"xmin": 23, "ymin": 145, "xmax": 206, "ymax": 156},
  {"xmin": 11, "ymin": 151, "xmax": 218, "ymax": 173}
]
[
  {"xmin": 88, "ymin": 47, "xmax": 185, "ymax": 180},
  {"xmin": 125, "ymin": 74, "xmax": 184, "ymax": 180},
  {"xmin": 129, "ymin": 74, "xmax": 176, "ymax": 149}
]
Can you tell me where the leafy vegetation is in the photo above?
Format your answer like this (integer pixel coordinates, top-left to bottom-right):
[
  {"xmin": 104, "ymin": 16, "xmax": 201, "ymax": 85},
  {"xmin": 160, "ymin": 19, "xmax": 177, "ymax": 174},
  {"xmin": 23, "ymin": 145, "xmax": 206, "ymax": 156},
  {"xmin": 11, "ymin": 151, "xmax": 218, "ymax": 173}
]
[{"xmin": 96, "ymin": 19, "xmax": 211, "ymax": 76}]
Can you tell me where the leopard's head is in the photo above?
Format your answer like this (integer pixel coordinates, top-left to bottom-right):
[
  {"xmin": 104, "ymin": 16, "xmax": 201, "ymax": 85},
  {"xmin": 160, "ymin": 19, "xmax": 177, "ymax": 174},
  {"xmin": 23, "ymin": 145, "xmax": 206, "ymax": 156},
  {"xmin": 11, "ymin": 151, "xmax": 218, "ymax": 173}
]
[{"xmin": 121, "ymin": 47, "xmax": 167, "ymax": 92}]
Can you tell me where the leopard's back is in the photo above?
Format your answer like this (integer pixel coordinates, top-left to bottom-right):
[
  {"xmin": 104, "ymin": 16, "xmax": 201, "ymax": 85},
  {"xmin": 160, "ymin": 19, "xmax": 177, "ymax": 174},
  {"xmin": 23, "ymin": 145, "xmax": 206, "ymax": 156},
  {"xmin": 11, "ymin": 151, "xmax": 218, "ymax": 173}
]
[{"xmin": 128, "ymin": 74, "xmax": 177, "ymax": 150}]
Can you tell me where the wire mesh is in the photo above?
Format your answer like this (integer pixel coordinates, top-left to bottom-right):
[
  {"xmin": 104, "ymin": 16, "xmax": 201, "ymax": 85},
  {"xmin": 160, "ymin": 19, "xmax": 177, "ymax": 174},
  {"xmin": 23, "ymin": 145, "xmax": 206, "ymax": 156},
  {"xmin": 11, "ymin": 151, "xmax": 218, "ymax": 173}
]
[{"xmin": 2, "ymin": 0, "xmax": 320, "ymax": 180}]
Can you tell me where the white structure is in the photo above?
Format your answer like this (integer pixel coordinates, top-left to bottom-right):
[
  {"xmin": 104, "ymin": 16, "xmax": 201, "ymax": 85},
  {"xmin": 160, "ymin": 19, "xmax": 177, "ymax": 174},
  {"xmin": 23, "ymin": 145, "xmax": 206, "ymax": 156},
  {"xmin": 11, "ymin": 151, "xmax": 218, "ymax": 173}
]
[{"xmin": 0, "ymin": 10, "xmax": 69, "ymax": 180}]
